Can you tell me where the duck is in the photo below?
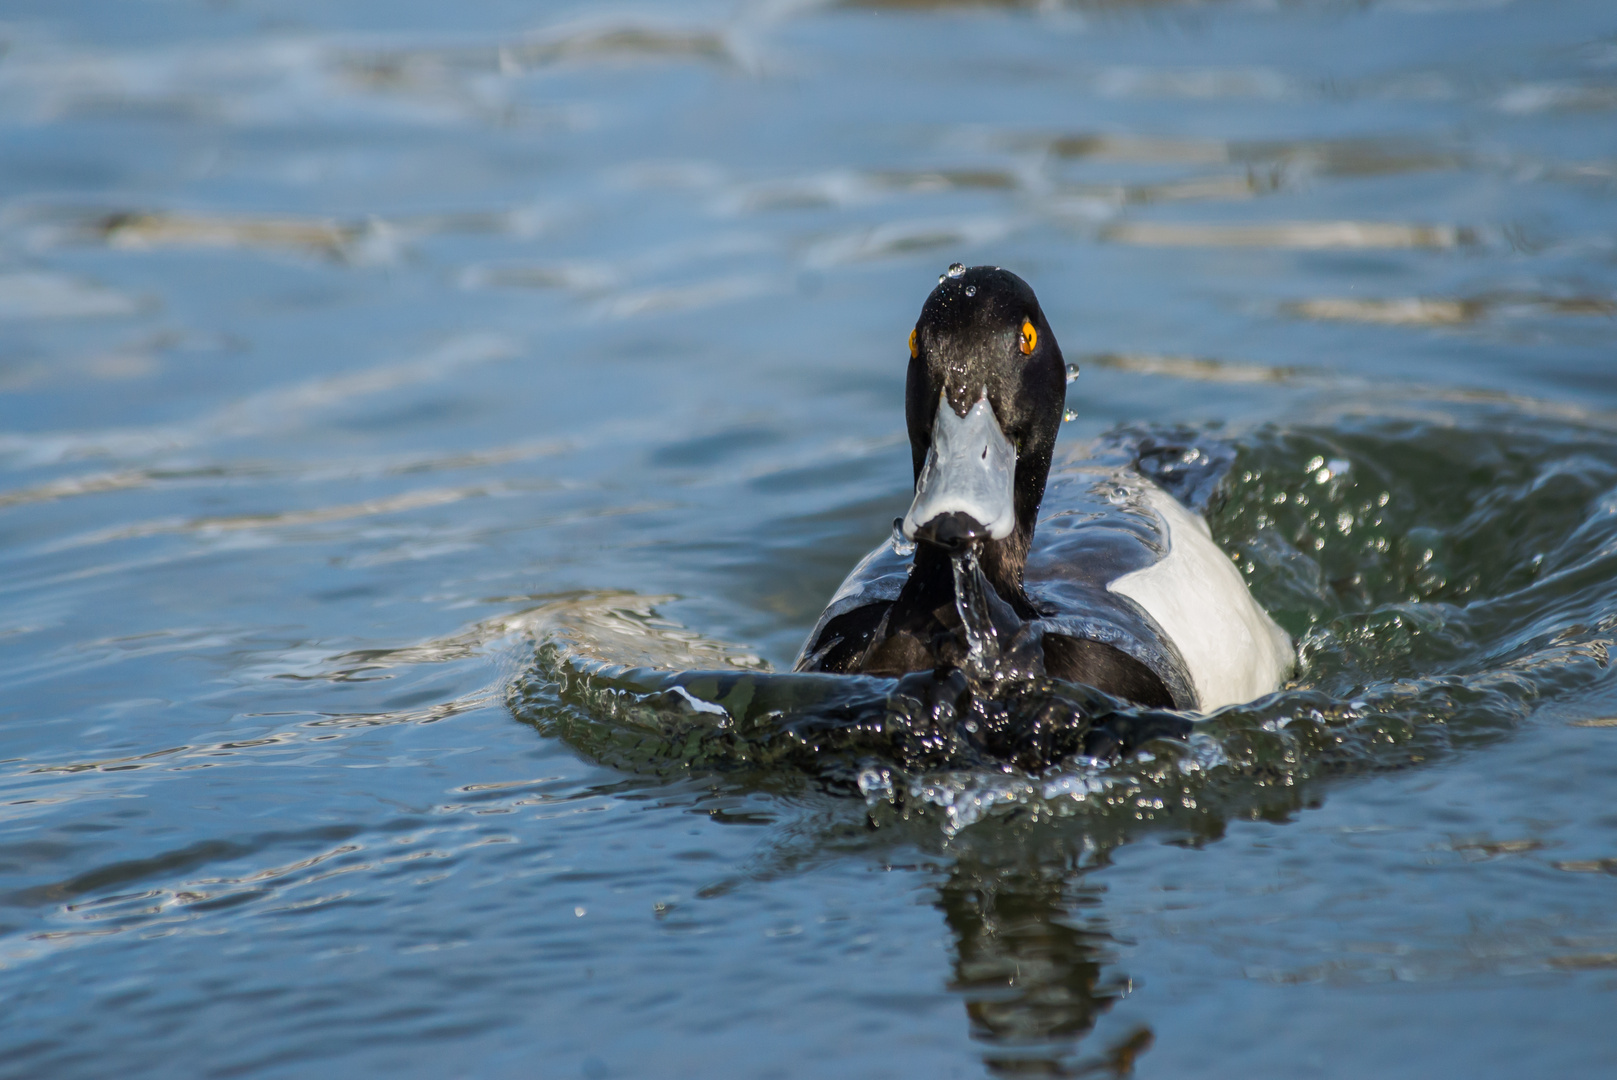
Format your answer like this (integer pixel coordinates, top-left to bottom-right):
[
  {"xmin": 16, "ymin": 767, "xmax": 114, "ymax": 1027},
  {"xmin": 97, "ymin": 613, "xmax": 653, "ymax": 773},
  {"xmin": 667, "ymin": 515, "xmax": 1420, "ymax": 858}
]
[{"xmin": 794, "ymin": 264, "xmax": 1294, "ymax": 718}]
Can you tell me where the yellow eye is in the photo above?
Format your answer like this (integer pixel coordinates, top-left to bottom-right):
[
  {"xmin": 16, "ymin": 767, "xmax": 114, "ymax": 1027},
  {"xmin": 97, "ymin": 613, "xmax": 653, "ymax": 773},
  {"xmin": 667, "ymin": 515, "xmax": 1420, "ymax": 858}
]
[
  {"xmin": 908, "ymin": 328, "xmax": 919, "ymax": 359},
  {"xmin": 1020, "ymin": 319, "xmax": 1037, "ymax": 355}
]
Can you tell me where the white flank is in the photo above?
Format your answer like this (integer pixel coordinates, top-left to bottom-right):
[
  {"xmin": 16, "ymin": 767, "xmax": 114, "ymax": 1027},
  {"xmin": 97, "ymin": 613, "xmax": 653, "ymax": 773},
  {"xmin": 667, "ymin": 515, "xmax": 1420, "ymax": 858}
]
[{"xmin": 1108, "ymin": 485, "xmax": 1294, "ymax": 711}]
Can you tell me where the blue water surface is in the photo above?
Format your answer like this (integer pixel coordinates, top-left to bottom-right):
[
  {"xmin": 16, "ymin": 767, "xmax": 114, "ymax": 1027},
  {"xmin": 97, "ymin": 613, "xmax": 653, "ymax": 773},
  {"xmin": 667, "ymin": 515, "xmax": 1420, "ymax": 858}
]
[{"xmin": 2, "ymin": 1, "xmax": 1617, "ymax": 1076}]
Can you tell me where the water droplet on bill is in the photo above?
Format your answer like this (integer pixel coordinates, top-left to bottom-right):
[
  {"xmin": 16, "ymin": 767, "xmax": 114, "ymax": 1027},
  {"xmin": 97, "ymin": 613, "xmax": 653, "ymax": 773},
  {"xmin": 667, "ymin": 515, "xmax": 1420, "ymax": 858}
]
[{"xmin": 891, "ymin": 517, "xmax": 916, "ymax": 556}]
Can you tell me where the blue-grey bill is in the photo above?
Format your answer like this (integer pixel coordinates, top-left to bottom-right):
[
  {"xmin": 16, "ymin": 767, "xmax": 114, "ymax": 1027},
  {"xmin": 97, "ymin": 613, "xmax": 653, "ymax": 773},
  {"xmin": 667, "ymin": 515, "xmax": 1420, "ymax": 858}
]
[{"xmin": 901, "ymin": 389, "xmax": 1017, "ymax": 542}]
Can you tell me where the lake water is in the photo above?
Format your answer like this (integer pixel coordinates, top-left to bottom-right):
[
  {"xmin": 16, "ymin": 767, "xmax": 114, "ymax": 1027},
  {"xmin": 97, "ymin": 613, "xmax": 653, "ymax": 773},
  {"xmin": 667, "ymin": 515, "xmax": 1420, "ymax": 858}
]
[{"xmin": 3, "ymin": 1, "xmax": 1617, "ymax": 1076}]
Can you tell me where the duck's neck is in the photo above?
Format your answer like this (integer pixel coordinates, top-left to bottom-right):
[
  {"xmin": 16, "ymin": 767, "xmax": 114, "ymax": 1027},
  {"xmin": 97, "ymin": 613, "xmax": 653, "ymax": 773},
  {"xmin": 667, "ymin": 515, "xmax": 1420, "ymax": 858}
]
[{"xmin": 902, "ymin": 527, "xmax": 1037, "ymax": 622}]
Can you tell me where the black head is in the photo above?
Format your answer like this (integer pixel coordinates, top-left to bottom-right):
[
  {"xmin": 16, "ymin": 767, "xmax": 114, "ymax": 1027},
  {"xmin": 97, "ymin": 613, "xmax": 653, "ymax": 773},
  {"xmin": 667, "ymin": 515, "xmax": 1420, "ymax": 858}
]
[{"xmin": 902, "ymin": 264, "xmax": 1067, "ymax": 583}]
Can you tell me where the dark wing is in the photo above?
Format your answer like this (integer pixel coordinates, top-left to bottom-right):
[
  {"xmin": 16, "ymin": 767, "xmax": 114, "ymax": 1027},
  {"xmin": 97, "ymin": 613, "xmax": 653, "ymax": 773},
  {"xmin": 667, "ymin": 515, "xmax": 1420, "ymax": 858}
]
[
  {"xmin": 793, "ymin": 539, "xmax": 911, "ymax": 672},
  {"xmin": 797, "ymin": 603, "xmax": 890, "ymax": 673},
  {"xmin": 1026, "ymin": 468, "xmax": 1198, "ymax": 709},
  {"xmin": 1041, "ymin": 635, "xmax": 1176, "ymax": 709}
]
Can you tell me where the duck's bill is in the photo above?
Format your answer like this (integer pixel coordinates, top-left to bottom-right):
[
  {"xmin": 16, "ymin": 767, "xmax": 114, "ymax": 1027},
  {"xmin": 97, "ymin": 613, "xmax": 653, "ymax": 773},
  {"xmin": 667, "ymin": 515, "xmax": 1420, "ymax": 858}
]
[{"xmin": 901, "ymin": 390, "xmax": 1017, "ymax": 548}]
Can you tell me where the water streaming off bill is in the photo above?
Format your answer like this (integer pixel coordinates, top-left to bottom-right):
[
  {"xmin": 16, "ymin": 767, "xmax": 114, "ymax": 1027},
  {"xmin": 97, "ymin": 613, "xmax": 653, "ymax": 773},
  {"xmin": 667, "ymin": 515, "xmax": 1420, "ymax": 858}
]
[{"xmin": 2, "ymin": 1, "xmax": 1617, "ymax": 1077}]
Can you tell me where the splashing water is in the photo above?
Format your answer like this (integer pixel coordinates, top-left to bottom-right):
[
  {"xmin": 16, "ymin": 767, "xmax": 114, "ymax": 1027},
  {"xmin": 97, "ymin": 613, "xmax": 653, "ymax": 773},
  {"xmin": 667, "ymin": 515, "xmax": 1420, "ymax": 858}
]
[
  {"xmin": 950, "ymin": 545, "xmax": 1002, "ymax": 682},
  {"xmin": 512, "ymin": 398, "xmax": 1617, "ymax": 836},
  {"xmin": 890, "ymin": 516, "xmax": 916, "ymax": 556}
]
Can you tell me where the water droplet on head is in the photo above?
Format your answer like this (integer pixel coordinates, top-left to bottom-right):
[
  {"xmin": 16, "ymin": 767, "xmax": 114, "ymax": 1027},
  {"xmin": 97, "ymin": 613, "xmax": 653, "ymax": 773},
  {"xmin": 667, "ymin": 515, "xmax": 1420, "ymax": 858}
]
[
  {"xmin": 946, "ymin": 263, "xmax": 966, "ymax": 279},
  {"xmin": 1062, "ymin": 409, "xmax": 1077, "ymax": 422},
  {"xmin": 965, "ymin": 285, "xmax": 976, "ymax": 297},
  {"xmin": 1065, "ymin": 363, "xmax": 1080, "ymax": 384}
]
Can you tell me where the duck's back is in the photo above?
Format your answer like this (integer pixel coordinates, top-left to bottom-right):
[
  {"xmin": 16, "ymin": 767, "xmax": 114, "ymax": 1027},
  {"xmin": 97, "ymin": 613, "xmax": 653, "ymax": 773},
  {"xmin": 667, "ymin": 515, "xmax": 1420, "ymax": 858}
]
[{"xmin": 1030, "ymin": 468, "xmax": 1294, "ymax": 711}]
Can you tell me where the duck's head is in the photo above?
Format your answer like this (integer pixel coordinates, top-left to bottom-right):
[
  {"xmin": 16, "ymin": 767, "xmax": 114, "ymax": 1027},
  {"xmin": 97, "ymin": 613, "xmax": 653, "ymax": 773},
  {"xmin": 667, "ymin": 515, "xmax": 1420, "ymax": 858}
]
[{"xmin": 900, "ymin": 264, "xmax": 1067, "ymax": 579}]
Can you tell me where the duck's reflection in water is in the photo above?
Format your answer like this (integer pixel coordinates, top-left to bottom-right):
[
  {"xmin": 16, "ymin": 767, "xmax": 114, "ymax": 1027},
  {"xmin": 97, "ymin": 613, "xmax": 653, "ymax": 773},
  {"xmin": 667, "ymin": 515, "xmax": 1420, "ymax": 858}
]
[{"xmin": 936, "ymin": 846, "xmax": 1150, "ymax": 1078}]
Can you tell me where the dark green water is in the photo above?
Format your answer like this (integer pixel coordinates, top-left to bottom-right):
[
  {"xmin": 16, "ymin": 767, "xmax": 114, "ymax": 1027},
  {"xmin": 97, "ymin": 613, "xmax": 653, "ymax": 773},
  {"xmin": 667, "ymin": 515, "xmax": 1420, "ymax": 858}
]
[{"xmin": 2, "ymin": 1, "xmax": 1616, "ymax": 1076}]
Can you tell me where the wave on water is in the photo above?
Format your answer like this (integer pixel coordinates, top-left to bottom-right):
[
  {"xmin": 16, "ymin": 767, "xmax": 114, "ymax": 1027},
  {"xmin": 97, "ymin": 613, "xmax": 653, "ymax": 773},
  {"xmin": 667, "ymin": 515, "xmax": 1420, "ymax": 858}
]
[{"xmin": 509, "ymin": 395, "xmax": 1617, "ymax": 836}]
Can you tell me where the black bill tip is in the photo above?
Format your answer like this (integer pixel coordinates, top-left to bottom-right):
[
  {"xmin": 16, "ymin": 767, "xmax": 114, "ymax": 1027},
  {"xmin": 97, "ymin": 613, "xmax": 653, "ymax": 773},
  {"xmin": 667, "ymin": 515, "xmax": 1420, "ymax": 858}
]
[{"xmin": 912, "ymin": 511, "xmax": 988, "ymax": 552}]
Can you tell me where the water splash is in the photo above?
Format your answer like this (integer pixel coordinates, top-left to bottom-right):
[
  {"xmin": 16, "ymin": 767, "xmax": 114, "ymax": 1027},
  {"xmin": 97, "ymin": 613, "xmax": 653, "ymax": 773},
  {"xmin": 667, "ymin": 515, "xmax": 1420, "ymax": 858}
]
[
  {"xmin": 511, "ymin": 404, "xmax": 1617, "ymax": 835},
  {"xmin": 950, "ymin": 545, "xmax": 1002, "ymax": 681},
  {"xmin": 890, "ymin": 516, "xmax": 916, "ymax": 556}
]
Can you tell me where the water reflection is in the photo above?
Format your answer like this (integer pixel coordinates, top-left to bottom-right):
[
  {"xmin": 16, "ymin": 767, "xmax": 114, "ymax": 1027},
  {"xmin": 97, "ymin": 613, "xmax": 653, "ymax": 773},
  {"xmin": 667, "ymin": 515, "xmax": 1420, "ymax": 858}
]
[
  {"xmin": 1100, "ymin": 220, "xmax": 1474, "ymax": 250},
  {"xmin": 1285, "ymin": 294, "xmax": 1617, "ymax": 326},
  {"xmin": 938, "ymin": 844, "xmax": 1136, "ymax": 1076}
]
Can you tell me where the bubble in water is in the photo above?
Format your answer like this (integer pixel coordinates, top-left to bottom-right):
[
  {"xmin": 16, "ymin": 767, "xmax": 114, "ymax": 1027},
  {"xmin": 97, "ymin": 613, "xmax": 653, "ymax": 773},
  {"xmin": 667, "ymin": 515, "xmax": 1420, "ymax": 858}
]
[
  {"xmin": 965, "ymin": 285, "xmax": 977, "ymax": 297},
  {"xmin": 890, "ymin": 517, "xmax": 916, "ymax": 556},
  {"xmin": 856, "ymin": 766, "xmax": 894, "ymax": 805},
  {"xmin": 1313, "ymin": 458, "xmax": 1351, "ymax": 483}
]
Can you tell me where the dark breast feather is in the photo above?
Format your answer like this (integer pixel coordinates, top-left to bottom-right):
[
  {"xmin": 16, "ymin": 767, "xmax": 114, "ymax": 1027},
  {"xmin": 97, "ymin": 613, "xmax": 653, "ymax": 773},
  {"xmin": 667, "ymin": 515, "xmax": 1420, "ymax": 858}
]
[{"xmin": 794, "ymin": 468, "xmax": 1202, "ymax": 710}]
